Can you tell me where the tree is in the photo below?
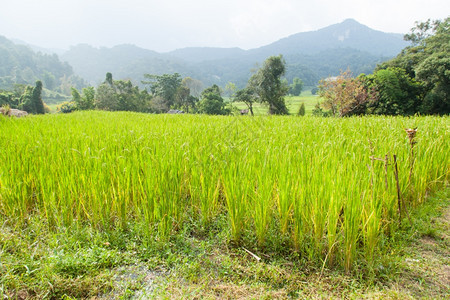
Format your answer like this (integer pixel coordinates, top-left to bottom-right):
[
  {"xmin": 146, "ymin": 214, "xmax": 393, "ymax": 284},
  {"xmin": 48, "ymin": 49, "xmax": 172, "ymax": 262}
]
[
  {"xmin": 365, "ymin": 67, "xmax": 422, "ymax": 115},
  {"xmin": 318, "ymin": 70, "xmax": 372, "ymax": 117},
  {"xmin": 174, "ymin": 85, "xmax": 192, "ymax": 112},
  {"xmin": 0, "ymin": 87, "xmax": 21, "ymax": 109},
  {"xmin": 290, "ymin": 77, "xmax": 304, "ymax": 96},
  {"xmin": 182, "ymin": 77, "xmax": 203, "ymax": 98},
  {"xmin": 32, "ymin": 81, "xmax": 45, "ymax": 114},
  {"xmin": 249, "ymin": 55, "xmax": 289, "ymax": 115},
  {"xmin": 142, "ymin": 73, "xmax": 182, "ymax": 109},
  {"xmin": 416, "ymin": 52, "xmax": 450, "ymax": 113},
  {"xmin": 72, "ymin": 87, "xmax": 96, "ymax": 110},
  {"xmin": 81, "ymin": 87, "xmax": 96, "ymax": 110},
  {"xmin": 105, "ymin": 72, "xmax": 113, "ymax": 85},
  {"xmin": 379, "ymin": 17, "xmax": 449, "ymax": 114},
  {"xmin": 96, "ymin": 82, "xmax": 117, "ymax": 111},
  {"xmin": 96, "ymin": 73, "xmax": 150, "ymax": 112},
  {"xmin": 233, "ymin": 87, "xmax": 256, "ymax": 116},
  {"xmin": 19, "ymin": 86, "xmax": 34, "ymax": 113},
  {"xmin": 403, "ymin": 19, "xmax": 442, "ymax": 46},
  {"xmin": 198, "ymin": 84, "xmax": 230, "ymax": 115},
  {"xmin": 297, "ymin": 102, "xmax": 305, "ymax": 116}
]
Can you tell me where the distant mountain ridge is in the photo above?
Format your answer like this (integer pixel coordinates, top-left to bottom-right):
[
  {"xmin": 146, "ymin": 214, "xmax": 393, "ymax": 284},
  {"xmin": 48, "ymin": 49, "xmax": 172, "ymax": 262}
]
[
  {"xmin": 166, "ymin": 19, "xmax": 408, "ymax": 62},
  {"xmin": 252, "ymin": 19, "xmax": 406, "ymax": 57},
  {"xmin": 167, "ymin": 47, "xmax": 246, "ymax": 63},
  {"xmin": 4, "ymin": 19, "xmax": 410, "ymax": 89}
]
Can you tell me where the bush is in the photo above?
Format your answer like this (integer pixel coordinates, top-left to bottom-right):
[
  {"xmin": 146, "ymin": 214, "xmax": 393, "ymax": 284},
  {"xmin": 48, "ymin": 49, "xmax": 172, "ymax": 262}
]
[
  {"xmin": 57, "ymin": 101, "xmax": 77, "ymax": 113},
  {"xmin": 297, "ymin": 102, "xmax": 305, "ymax": 116}
]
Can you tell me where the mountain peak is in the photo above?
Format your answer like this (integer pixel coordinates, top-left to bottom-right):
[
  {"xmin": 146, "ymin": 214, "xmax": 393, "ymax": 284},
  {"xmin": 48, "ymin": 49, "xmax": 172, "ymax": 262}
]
[
  {"xmin": 256, "ymin": 19, "xmax": 408, "ymax": 57},
  {"xmin": 341, "ymin": 18, "xmax": 361, "ymax": 25}
]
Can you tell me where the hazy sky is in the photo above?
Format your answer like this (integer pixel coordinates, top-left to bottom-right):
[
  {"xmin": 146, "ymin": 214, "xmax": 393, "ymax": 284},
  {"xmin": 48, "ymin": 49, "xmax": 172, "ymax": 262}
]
[{"xmin": 1, "ymin": 0, "xmax": 448, "ymax": 52}]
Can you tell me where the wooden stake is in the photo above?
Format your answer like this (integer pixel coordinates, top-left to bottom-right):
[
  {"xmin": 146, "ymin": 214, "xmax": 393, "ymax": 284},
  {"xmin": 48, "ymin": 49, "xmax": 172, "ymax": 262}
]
[{"xmin": 393, "ymin": 155, "xmax": 402, "ymax": 221}]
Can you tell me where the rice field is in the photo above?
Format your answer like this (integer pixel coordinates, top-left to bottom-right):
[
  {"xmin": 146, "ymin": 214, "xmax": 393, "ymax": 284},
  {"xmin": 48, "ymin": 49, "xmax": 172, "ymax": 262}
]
[{"xmin": 0, "ymin": 111, "xmax": 448, "ymax": 271}]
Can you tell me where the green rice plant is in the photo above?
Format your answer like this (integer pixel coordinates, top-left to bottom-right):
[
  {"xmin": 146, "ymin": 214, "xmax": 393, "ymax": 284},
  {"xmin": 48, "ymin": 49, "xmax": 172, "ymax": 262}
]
[
  {"xmin": 252, "ymin": 172, "xmax": 275, "ymax": 248},
  {"xmin": 222, "ymin": 164, "xmax": 249, "ymax": 244},
  {"xmin": 0, "ymin": 112, "xmax": 447, "ymax": 271}
]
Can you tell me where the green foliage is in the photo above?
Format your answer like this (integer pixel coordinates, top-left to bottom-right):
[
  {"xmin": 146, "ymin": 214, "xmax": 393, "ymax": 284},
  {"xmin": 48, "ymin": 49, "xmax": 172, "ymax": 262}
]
[
  {"xmin": 72, "ymin": 87, "xmax": 96, "ymax": 110},
  {"xmin": 403, "ymin": 19, "xmax": 442, "ymax": 46},
  {"xmin": 290, "ymin": 77, "xmax": 304, "ymax": 96},
  {"xmin": 233, "ymin": 87, "xmax": 256, "ymax": 116},
  {"xmin": 142, "ymin": 73, "xmax": 182, "ymax": 108},
  {"xmin": 297, "ymin": 102, "xmax": 305, "ymax": 116},
  {"xmin": 249, "ymin": 55, "xmax": 289, "ymax": 115},
  {"xmin": 32, "ymin": 81, "xmax": 45, "ymax": 114},
  {"xmin": 96, "ymin": 73, "xmax": 151, "ymax": 112},
  {"xmin": 57, "ymin": 101, "xmax": 77, "ymax": 113},
  {"xmin": 312, "ymin": 102, "xmax": 328, "ymax": 117},
  {"xmin": 0, "ymin": 89, "xmax": 20, "ymax": 108},
  {"xmin": 198, "ymin": 84, "xmax": 229, "ymax": 115},
  {"xmin": 19, "ymin": 86, "xmax": 34, "ymax": 113},
  {"xmin": 379, "ymin": 17, "xmax": 449, "ymax": 114},
  {"xmin": 175, "ymin": 85, "xmax": 198, "ymax": 113},
  {"xmin": 105, "ymin": 72, "xmax": 113, "ymax": 85},
  {"xmin": 1, "ymin": 104, "xmax": 11, "ymax": 115},
  {"xmin": 365, "ymin": 67, "xmax": 423, "ymax": 115}
]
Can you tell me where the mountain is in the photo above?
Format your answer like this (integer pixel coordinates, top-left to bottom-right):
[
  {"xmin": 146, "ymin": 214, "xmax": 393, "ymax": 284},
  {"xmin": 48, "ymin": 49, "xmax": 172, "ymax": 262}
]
[
  {"xmin": 5, "ymin": 19, "xmax": 411, "ymax": 90},
  {"xmin": 0, "ymin": 35, "xmax": 79, "ymax": 92},
  {"xmin": 11, "ymin": 38, "xmax": 66, "ymax": 55},
  {"xmin": 60, "ymin": 19, "xmax": 409, "ymax": 87},
  {"xmin": 61, "ymin": 44, "xmax": 199, "ymax": 86},
  {"xmin": 167, "ymin": 47, "xmax": 246, "ymax": 63},
  {"xmin": 251, "ymin": 19, "xmax": 408, "ymax": 58}
]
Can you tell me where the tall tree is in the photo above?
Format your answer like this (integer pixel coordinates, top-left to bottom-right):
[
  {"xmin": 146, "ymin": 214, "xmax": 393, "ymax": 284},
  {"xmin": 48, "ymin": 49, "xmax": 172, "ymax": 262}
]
[
  {"xmin": 380, "ymin": 17, "xmax": 449, "ymax": 114},
  {"xmin": 19, "ymin": 86, "xmax": 34, "ymax": 113},
  {"xmin": 198, "ymin": 84, "xmax": 229, "ymax": 115},
  {"xmin": 249, "ymin": 55, "xmax": 289, "ymax": 115},
  {"xmin": 32, "ymin": 81, "xmax": 45, "ymax": 114},
  {"xmin": 142, "ymin": 73, "xmax": 182, "ymax": 109},
  {"xmin": 289, "ymin": 77, "xmax": 304, "ymax": 96},
  {"xmin": 175, "ymin": 85, "xmax": 197, "ymax": 113},
  {"xmin": 105, "ymin": 72, "xmax": 113, "ymax": 85},
  {"xmin": 182, "ymin": 77, "xmax": 203, "ymax": 98}
]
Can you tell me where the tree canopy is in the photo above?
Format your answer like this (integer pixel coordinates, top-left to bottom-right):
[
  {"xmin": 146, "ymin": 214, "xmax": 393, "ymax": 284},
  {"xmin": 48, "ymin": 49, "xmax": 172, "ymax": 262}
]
[
  {"xmin": 198, "ymin": 84, "xmax": 229, "ymax": 115},
  {"xmin": 248, "ymin": 55, "xmax": 289, "ymax": 115},
  {"xmin": 379, "ymin": 17, "xmax": 449, "ymax": 114}
]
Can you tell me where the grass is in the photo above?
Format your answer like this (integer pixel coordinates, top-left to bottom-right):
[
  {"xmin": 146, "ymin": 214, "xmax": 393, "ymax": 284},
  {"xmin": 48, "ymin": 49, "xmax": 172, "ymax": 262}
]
[{"xmin": 0, "ymin": 111, "xmax": 448, "ymax": 298}]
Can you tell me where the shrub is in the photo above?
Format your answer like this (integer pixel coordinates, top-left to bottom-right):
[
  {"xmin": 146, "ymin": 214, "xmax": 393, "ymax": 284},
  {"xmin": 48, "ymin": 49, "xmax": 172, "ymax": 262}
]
[
  {"xmin": 57, "ymin": 101, "xmax": 77, "ymax": 113},
  {"xmin": 298, "ymin": 102, "xmax": 305, "ymax": 116}
]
